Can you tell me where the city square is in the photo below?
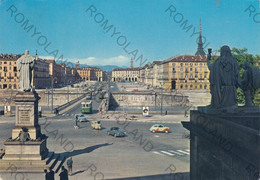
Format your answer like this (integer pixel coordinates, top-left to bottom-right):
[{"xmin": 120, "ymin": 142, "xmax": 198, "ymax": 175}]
[{"xmin": 0, "ymin": 0, "xmax": 259, "ymax": 180}]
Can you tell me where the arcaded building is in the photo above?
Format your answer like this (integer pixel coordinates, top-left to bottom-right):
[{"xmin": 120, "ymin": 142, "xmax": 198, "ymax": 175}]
[{"xmin": 112, "ymin": 68, "xmax": 140, "ymax": 82}]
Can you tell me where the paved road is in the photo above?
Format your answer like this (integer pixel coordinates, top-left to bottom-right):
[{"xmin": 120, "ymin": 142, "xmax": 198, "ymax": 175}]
[{"xmin": 0, "ymin": 81, "xmax": 190, "ymax": 180}]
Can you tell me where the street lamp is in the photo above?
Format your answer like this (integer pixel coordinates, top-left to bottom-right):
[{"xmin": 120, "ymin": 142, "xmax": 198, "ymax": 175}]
[
  {"xmin": 160, "ymin": 82, "xmax": 165, "ymax": 116},
  {"xmin": 51, "ymin": 76, "xmax": 58, "ymax": 111}
]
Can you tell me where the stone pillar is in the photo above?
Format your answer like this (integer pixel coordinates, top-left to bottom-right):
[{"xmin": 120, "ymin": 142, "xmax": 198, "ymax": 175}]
[
  {"xmin": 12, "ymin": 91, "xmax": 41, "ymax": 140},
  {"xmin": 0, "ymin": 91, "xmax": 50, "ymax": 172}
]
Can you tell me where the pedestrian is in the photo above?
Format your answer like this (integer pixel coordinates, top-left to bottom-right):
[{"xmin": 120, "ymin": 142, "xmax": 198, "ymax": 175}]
[
  {"xmin": 184, "ymin": 109, "xmax": 188, "ymax": 117},
  {"xmin": 59, "ymin": 166, "xmax": 68, "ymax": 180},
  {"xmin": 67, "ymin": 157, "xmax": 73, "ymax": 175},
  {"xmin": 49, "ymin": 169, "xmax": 55, "ymax": 180},
  {"xmin": 44, "ymin": 169, "xmax": 51, "ymax": 180}
]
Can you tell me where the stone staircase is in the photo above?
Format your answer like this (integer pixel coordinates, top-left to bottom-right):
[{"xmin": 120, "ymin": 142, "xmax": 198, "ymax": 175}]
[{"xmin": 0, "ymin": 152, "xmax": 66, "ymax": 173}]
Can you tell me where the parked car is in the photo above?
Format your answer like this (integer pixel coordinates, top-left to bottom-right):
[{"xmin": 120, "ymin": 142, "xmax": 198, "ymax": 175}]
[
  {"xmin": 150, "ymin": 124, "xmax": 170, "ymax": 133},
  {"xmin": 91, "ymin": 120, "xmax": 102, "ymax": 130},
  {"xmin": 75, "ymin": 114, "xmax": 88, "ymax": 122},
  {"xmin": 107, "ymin": 127, "xmax": 125, "ymax": 137}
]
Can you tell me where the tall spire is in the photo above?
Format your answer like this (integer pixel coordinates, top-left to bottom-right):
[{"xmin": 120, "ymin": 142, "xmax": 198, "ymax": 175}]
[
  {"xmin": 35, "ymin": 50, "xmax": 38, "ymax": 60},
  {"xmin": 195, "ymin": 19, "xmax": 206, "ymax": 56}
]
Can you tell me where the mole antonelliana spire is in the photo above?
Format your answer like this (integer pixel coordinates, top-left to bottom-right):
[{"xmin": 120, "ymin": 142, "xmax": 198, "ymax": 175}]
[{"xmin": 195, "ymin": 19, "xmax": 206, "ymax": 56}]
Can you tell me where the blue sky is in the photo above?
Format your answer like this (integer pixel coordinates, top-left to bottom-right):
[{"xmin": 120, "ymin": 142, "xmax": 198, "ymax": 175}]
[{"xmin": 0, "ymin": 0, "xmax": 259, "ymax": 67}]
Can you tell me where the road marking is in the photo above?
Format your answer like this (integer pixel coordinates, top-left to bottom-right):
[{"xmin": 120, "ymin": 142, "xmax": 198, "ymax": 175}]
[
  {"xmin": 177, "ymin": 150, "xmax": 190, "ymax": 155},
  {"xmin": 154, "ymin": 135, "xmax": 159, "ymax": 137},
  {"xmin": 185, "ymin": 149, "xmax": 190, "ymax": 152},
  {"xmin": 152, "ymin": 151, "xmax": 166, "ymax": 156},
  {"xmin": 161, "ymin": 151, "xmax": 175, "ymax": 156},
  {"xmin": 169, "ymin": 150, "xmax": 183, "ymax": 155}
]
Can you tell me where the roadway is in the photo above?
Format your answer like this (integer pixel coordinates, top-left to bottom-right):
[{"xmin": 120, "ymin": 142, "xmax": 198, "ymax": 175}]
[{"xmin": 0, "ymin": 81, "xmax": 190, "ymax": 180}]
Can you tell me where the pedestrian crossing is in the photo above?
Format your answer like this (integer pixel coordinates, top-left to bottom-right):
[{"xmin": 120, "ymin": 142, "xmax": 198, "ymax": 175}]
[{"xmin": 152, "ymin": 149, "xmax": 190, "ymax": 157}]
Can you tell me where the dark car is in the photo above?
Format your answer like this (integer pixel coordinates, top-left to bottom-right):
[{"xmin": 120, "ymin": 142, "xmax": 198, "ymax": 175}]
[{"xmin": 107, "ymin": 127, "xmax": 125, "ymax": 137}]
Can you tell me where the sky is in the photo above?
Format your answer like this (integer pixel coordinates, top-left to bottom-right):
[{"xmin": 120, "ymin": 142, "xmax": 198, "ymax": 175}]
[{"xmin": 0, "ymin": 0, "xmax": 259, "ymax": 67}]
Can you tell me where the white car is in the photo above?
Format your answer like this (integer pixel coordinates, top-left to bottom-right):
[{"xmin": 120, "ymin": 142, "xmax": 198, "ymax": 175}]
[{"xmin": 149, "ymin": 124, "xmax": 170, "ymax": 133}]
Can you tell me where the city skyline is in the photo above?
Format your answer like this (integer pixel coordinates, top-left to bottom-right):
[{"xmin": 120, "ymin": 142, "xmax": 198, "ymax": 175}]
[{"xmin": 0, "ymin": 0, "xmax": 259, "ymax": 67}]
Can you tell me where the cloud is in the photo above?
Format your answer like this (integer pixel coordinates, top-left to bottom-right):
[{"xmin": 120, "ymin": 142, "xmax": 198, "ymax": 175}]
[{"xmin": 39, "ymin": 55, "xmax": 130, "ymax": 66}]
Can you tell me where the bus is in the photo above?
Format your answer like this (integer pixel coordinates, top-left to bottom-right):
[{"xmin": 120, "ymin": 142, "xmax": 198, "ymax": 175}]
[{"xmin": 81, "ymin": 100, "xmax": 92, "ymax": 114}]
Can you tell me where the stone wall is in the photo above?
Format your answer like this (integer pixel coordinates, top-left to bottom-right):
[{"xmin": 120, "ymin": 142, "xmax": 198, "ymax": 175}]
[
  {"xmin": 0, "ymin": 89, "xmax": 88, "ymax": 106},
  {"xmin": 183, "ymin": 108, "xmax": 260, "ymax": 180},
  {"xmin": 109, "ymin": 91, "xmax": 189, "ymax": 108}
]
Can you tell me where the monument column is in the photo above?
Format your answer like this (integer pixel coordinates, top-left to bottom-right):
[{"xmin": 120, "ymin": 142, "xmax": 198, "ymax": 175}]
[{"xmin": 0, "ymin": 50, "xmax": 51, "ymax": 172}]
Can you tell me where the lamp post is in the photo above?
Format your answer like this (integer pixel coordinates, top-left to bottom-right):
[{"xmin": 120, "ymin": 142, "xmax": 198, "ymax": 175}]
[
  {"xmin": 51, "ymin": 76, "xmax": 54, "ymax": 111},
  {"xmin": 160, "ymin": 82, "xmax": 165, "ymax": 116}
]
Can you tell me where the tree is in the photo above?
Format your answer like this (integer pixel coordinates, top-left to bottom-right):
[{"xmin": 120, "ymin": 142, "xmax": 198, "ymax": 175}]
[{"xmin": 231, "ymin": 48, "xmax": 260, "ymax": 106}]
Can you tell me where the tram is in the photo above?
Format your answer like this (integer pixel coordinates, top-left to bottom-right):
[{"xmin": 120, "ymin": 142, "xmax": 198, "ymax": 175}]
[{"xmin": 81, "ymin": 100, "xmax": 92, "ymax": 114}]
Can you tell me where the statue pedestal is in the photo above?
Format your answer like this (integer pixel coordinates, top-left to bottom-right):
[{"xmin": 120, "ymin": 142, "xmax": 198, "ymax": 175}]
[
  {"xmin": 0, "ymin": 91, "xmax": 51, "ymax": 172},
  {"xmin": 3, "ymin": 139, "xmax": 48, "ymax": 161}
]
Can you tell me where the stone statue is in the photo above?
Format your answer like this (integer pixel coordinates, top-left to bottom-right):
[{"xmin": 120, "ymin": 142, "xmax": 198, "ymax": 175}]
[
  {"xmin": 14, "ymin": 127, "xmax": 31, "ymax": 143},
  {"xmin": 241, "ymin": 61, "xmax": 260, "ymax": 106},
  {"xmin": 17, "ymin": 50, "xmax": 35, "ymax": 92},
  {"xmin": 207, "ymin": 45, "xmax": 241, "ymax": 109}
]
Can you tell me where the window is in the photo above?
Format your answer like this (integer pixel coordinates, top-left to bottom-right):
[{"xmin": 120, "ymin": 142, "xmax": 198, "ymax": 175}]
[
  {"xmin": 9, "ymin": 84, "xmax": 12, "ymax": 89},
  {"xmin": 190, "ymin": 74, "xmax": 193, "ymax": 78},
  {"xmin": 204, "ymin": 85, "xmax": 207, "ymax": 89},
  {"xmin": 180, "ymin": 85, "xmax": 183, "ymax": 89},
  {"xmin": 4, "ymin": 67, "xmax": 7, "ymax": 72},
  {"xmin": 4, "ymin": 62, "xmax": 7, "ymax": 64},
  {"xmin": 180, "ymin": 67, "xmax": 183, "ymax": 71},
  {"xmin": 9, "ymin": 62, "xmax": 11, "ymax": 65},
  {"xmin": 190, "ymin": 68, "xmax": 193, "ymax": 71},
  {"xmin": 195, "ymin": 74, "xmax": 198, "ymax": 78},
  {"xmin": 190, "ymin": 63, "xmax": 193, "ymax": 66},
  {"xmin": 200, "ymin": 85, "xmax": 202, "ymax": 89},
  {"xmin": 185, "ymin": 85, "xmax": 188, "ymax": 89},
  {"xmin": 14, "ymin": 67, "xmax": 17, "ymax": 71},
  {"xmin": 185, "ymin": 74, "xmax": 188, "ymax": 78},
  {"xmin": 14, "ymin": 84, "xmax": 16, "ymax": 89},
  {"xmin": 173, "ymin": 68, "xmax": 175, "ymax": 71},
  {"xmin": 200, "ymin": 63, "xmax": 202, "ymax": 67},
  {"xmin": 190, "ymin": 85, "xmax": 193, "ymax": 89},
  {"xmin": 180, "ymin": 63, "xmax": 183, "ymax": 67}
]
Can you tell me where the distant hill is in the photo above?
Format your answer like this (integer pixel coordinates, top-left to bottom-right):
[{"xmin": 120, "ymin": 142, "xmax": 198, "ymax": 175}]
[{"xmin": 56, "ymin": 61, "xmax": 127, "ymax": 72}]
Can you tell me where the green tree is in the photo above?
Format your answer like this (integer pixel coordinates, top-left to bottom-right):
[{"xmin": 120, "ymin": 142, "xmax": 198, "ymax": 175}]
[{"xmin": 231, "ymin": 48, "xmax": 260, "ymax": 106}]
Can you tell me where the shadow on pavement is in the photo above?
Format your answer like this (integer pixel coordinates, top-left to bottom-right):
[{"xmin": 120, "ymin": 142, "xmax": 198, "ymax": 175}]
[
  {"xmin": 58, "ymin": 143, "xmax": 113, "ymax": 158},
  {"xmin": 107, "ymin": 172, "xmax": 190, "ymax": 180}
]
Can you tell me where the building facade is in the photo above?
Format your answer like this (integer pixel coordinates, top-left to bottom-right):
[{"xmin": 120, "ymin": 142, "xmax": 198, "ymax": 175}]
[
  {"xmin": 112, "ymin": 68, "xmax": 140, "ymax": 82},
  {"xmin": 32, "ymin": 57, "xmax": 51, "ymax": 89},
  {"xmin": 0, "ymin": 54, "xmax": 21, "ymax": 89}
]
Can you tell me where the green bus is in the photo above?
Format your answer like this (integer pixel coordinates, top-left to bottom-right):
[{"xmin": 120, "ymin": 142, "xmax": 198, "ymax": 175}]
[{"xmin": 81, "ymin": 101, "xmax": 92, "ymax": 114}]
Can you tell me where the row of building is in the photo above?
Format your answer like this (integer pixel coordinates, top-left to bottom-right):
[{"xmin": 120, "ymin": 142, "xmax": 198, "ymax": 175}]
[
  {"xmin": 0, "ymin": 53, "xmax": 104, "ymax": 90},
  {"xmin": 112, "ymin": 24, "xmax": 210, "ymax": 90}
]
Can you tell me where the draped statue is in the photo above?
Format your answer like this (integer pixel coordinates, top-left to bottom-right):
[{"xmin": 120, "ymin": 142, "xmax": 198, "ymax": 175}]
[
  {"xmin": 17, "ymin": 50, "xmax": 35, "ymax": 92},
  {"xmin": 241, "ymin": 61, "xmax": 260, "ymax": 106},
  {"xmin": 207, "ymin": 45, "xmax": 241, "ymax": 108}
]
